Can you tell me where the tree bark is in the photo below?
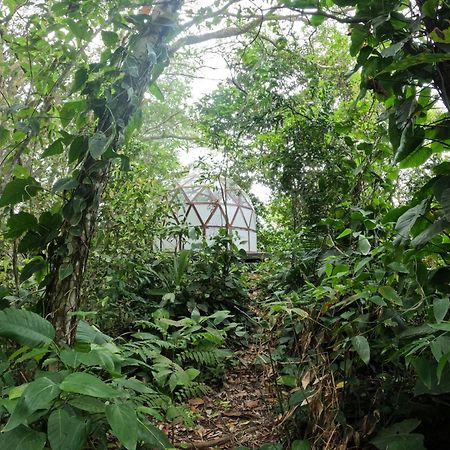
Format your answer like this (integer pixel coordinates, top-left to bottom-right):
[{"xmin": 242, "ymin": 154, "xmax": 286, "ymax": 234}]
[{"xmin": 44, "ymin": 0, "xmax": 183, "ymax": 344}]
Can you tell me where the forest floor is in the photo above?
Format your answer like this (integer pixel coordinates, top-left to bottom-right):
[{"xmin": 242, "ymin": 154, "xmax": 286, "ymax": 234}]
[{"xmin": 167, "ymin": 288, "xmax": 283, "ymax": 449}]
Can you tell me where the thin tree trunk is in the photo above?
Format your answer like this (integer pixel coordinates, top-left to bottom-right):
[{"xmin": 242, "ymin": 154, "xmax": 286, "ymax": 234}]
[{"xmin": 44, "ymin": 0, "xmax": 183, "ymax": 344}]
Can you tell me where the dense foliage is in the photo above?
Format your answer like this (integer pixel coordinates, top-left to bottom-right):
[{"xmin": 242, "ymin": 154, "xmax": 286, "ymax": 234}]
[{"xmin": 2, "ymin": 0, "xmax": 450, "ymax": 449}]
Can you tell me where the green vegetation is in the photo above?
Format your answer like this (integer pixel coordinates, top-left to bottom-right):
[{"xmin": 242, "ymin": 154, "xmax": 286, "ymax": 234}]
[{"xmin": 2, "ymin": 0, "xmax": 450, "ymax": 449}]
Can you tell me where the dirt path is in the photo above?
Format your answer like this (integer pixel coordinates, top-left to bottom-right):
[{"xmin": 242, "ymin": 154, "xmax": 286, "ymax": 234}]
[
  {"xmin": 167, "ymin": 324, "xmax": 279, "ymax": 450},
  {"xmin": 171, "ymin": 342, "xmax": 281, "ymax": 449}
]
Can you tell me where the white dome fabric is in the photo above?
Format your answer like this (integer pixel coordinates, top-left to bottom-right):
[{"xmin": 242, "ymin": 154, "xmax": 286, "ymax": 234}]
[{"xmin": 157, "ymin": 174, "xmax": 257, "ymax": 252}]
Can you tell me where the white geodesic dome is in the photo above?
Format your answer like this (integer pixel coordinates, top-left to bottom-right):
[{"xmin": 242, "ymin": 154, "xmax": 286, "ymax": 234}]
[{"xmin": 155, "ymin": 174, "xmax": 257, "ymax": 253}]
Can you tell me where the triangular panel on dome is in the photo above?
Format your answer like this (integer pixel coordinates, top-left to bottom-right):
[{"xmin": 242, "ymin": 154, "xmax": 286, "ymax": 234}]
[{"xmin": 158, "ymin": 173, "xmax": 258, "ymax": 253}]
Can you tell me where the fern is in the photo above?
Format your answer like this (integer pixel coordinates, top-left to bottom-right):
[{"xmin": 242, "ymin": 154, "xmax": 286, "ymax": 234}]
[
  {"xmin": 178, "ymin": 349, "xmax": 221, "ymax": 366},
  {"xmin": 175, "ymin": 382, "xmax": 211, "ymax": 401}
]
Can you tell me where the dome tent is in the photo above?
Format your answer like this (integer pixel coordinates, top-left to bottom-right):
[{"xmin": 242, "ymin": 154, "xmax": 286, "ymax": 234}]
[{"xmin": 155, "ymin": 173, "xmax": 257, "ymax": 253}]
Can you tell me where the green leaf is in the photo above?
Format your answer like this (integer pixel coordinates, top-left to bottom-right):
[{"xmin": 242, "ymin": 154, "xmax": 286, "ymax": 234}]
[
  {"xmin": 137, "ymin": 417, "xmax": 172, "ymax": 449},
  {"xmin": 0, "ymin": 425, "xmax": 46, "ymax": 450},
  {"xmin": 0, "ymin": 308, "xmax": 55, "ymax": 346},
  {"xmin": 358, "ymin": 236, "xmax": 371, "ymax": 255},
  {"xmin": 337, "ymin": 228, "xmax": 352, "ymax": 239},
  {"xmin": 76, "ymin": 320, "xmax": 111, "ymax": 344},
  {"xmin": 351, "ymin": 335, "xmax": 370, "ymax": 364},
  {"xmin": 20, "ymin": 257, "xmax": 47, "ymax": 282},
  {"xmin": 370, "ymin": 419, "xmax": 425, "ymax": 450},
  {"xmin": 0, "ymin": 177, "xmax": 42, "ymax": 208},
  {"xmin": 434, "ymin": 298, "xmax": 450, "ymax": 323},
  {"xmin": 12, "ymin": 164, "xmax": 30, "ymax": 178},
  {"xmin": 52, "ymin": 177, "xmax": 79, "ymax": 192},
  {"xmin": 105, "ymin": 403, "xmax": 138, "ymax": 450},
  {"xmin": 350, "ymin": 24, "xmax": 368, "ymax": 56},
  {"xmin": 48, "ymin": 408, "xmax": 89, "ymax": 450},
  {"xmin": 439, "ymin": 187, "xmax": 450, "ymax": 220},
  {"xmin": 69, "ymin": 395, "xmax": 106, "ymax": 413},
  {"xmin": 430, "ymin": 27, "xmax": 450, "ymax": 44},
  {"xmin": 67, "ymin": 19, "xmax": 90, "ymax": 40},
  {"xmin": 60, "ymin": 372, "xmax": 121, "ymax": 398},
  {"xmin": 148, "ymin": 83, "xmax": 165, "ymax": 101},
  {"xmin": 6, "ymin": 212, "xmax": 38, "ymax": 239},
  {"xmin": 101, "ymin": 30, "xmax": 119, "ymax": 47},
  {"xmin": 380, "ymin": 39, "xmax": 407, "ymax": 58},
  {"xmin": 411, "ymin": 217, "xmax": 450, "ymax": 247},
  {"xmin": 4, "ymin": 377, "xmax": 60, "ymax": 431},
  {"xmin": 41, "ymin": 139, "xmax": 64, "ymax": 158},
  {"xmin": 422, "ymin": 0, "xmax": 439, "ymax": 17},
  {"xmin": 60, "ymin": 100, "xmax": 86, "ymax": 127},
  {"xmin": 291, "ymin": 440, "xmax": 310, "ymax": 450},
  {"xmin": 88, "ymin": 132, "xmax": 110, "ymax": 159},
  {"xmin": 310, "ymin": 14, "xmax": 326, "ymax": 26},
  {"xmin": 378, "ymin": 286, "xmax": 402, "ymax": 305},
  {"xmin": 59, "ymin": 263, "xmax": 73, "ymax": 281},
  {"xmin": 394, "ymin": 123, "xmax": 424, "ymax": 164},
  {"xmin": 395, "ymin": 199, "xmax": 429, "ymax": 243},
  {"xmin": 68, "ymin": 136, "xmax": 87, "ymax": 164},
  {"xmin": 399, "ymin": 146, "xmax": 432, "ymax": 169},
  {"xmin": 72, "ymin": 68, "xmax": 88, "ymax": 93},
  {"xmin": 380, "ymin": 53, "xmax": 450, "ymax": 74}
]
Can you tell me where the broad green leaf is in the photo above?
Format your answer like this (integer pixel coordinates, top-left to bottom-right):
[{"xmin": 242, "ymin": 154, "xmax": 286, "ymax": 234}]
[
  {"xmin": 58, "ymin": 263, "xmax": 73, "ymax": 281},
  {"xmin": 60, "ymin": 100, "xmax": 86, "ymax": 128},
  {"xmin": 378, "ymin": 286, "xmax": 402, "ymax": 305},
  {"xmin": 310, "ymin": 14, "xmax": 325, "ymax": 26},
  {"xmin": 101, "ymin": 30, "xmax": 119, "ymax": 47},
  {"xmin": 430, "ymin": 27, "xmax": 450, "ymax": 44},
  {"xmin": 387, "ymin": 262, "xmax": 409, "ymax": 273},
  {"xmin": 370, "ymin": 419, "xmax": 425, "ymax": 450},
  {"xmin": 6, "ymin": 211, "xmax": 38, "ymax": 239},
  {"xmin": 358, "ymin": 236, "xmax": 371, "ymax": 255},
  {"xmin": 4, "ymin": 377, "xmax": 60, "ymax": 431},
  {"xmin": 12, "ymin": 164, "xmax": 29, "ymax": 178},
  {"xmin": 52, "ymin": 177, "xmax": 79, "ymax": 192},
  {"xmin": 422, "ymin": 0, "xmax": 439, "ymax": 17},
  {"xmin": 0, "ymin": 425, "xmax": 46, "ymax": 450},
  {"xmin": 0, "ymin": 177, "xmax": 42, "ymax": 208},
  {"xmin": 411, "ymin": 217, "xmax": 450, "ymax": 247},
  {"xmin": 430, "ymin": 322, "xmax": 450, "ymax": 331},
  {"xmin": 41, "ymin": 139, "xmax": 64, "ymax": 158},
  {"xmin": 380, "ymin": 53, "xmax": 450, "ymax": 73},
  {"xmin": 291, "ymin": 440, "xmax": 311, "ymax": 450},
  {"xmin": 137, "ymin": 417, "xmax": 172, "ymax": 449},
  {"xmin": 399, "ymin": 146, "xmax": 432, "ymax": 168},
  {"xmin": 72, "ymin": 67, "xmax": 88, "ymax": 92},
  {"xmin": 394, "ymin": 123, "xmax": 424, "ymax": 164},
  {"xmin": 395, "ymin": 199, "xmax": 428, "ymax": 243},
  {"xmin": 351, "ymin": 335, "xmax": 370, "ymax": 364},
  {"xmin": 149, "ymin": 83, "xmax": 165, "ymax": 102},
  {"xmin": 337, "ymin": 228, "xmax": 352, "ymax": 239},
  {"xmin": 88, "ymin": 132, "xmax": 110, "ymax": 159},
  {"xmin": 106, "ymin": 403, "xmax": 138, "ymax": 450},
  {"xmin": 60, "ymin": 372, "xmax": 121, "ymax": 398},
  {"xmin": 48, "ymin": 408, "xmax": 89, "ymax": 450},
  {"xmin": 433, "ymin": 298, "xmax": 450, "ymax": 323},
  {"xmin": 69, "ymin": 395, "xmax": 106, "ymax": 413},
  {"xmin": 0, "ymin": 308, "xmax": 55, "ymax": 346},
  {"xmin": 20, "ymin": 257, "xmax": 47, "ymax": 282},
  {"xmin": 349, "ymin": 24, "xmax": 368, "ymax": 56},
  {"xmin": 76, "ymin": 320, "xmax": 111, "ymax": 344},
  {"xmin": 439, "ymin": 187, "xmax": 450, "ymax": 220}
]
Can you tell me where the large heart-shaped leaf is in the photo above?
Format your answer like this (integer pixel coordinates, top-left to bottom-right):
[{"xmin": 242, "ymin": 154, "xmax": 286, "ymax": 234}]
[
  {"xmin": 4, "ymin": 377, "xmax": 60, "ymax": 431},
  {"xmin": 60, "ymin": 372, "xmax": 121, "ymax": 398},
  {"xmin": 48, "ymin": 408, "xmax": 89, "ymax": 450},
  {"xmin": 0, "ymin": 308, "xmax": 55, "ymax": 346},
  {"xmin": 106, "ymin": 403, "xmax": 138, "ymax": 450}
]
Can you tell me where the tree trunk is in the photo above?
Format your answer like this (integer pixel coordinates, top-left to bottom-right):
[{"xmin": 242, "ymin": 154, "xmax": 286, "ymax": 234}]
[{"xmin": 44, "ymin": 0, "xmax": 183, "ymax": 344}]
